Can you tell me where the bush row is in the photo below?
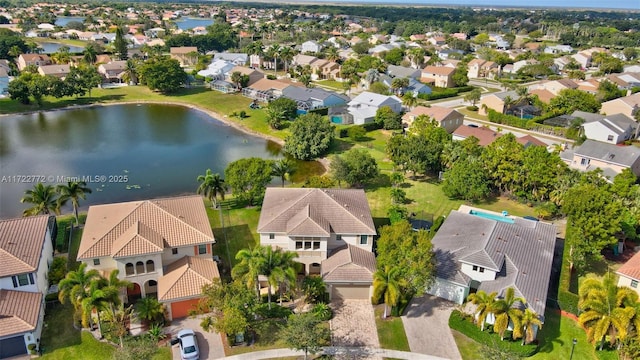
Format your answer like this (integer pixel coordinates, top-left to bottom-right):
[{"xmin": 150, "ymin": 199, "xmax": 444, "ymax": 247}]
[
  {"xmin": 448, "ymin": 310, "xmax": 538, "ymax": 357},
  {"xmin": 417, "ymin": 86, "xmax": 474, "ymax": 101},
  {"xmin": 558, "ymin": 222, "xmax": 580, "ymax": 316}
]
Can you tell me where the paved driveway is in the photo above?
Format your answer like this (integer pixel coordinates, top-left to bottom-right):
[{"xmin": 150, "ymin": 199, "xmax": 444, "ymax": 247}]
[
  {"xmin": 402, "ymin": 295, "xmax": 462, "ymax": 360},
  {"xmin": 167, "ymin": 315, "xmax": 225, "ymax": 360},
  {"xmin": 330, "ymin": 300, "xmax": 380, "ymax": 348}
]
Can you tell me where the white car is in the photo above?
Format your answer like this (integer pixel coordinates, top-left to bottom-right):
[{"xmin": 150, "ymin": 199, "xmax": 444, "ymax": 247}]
[{"xmin": 178, "ymin": 329, "xmax": 200, "ymax": 360}]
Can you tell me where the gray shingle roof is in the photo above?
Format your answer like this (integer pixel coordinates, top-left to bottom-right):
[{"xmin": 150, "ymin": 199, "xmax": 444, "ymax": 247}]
[
  {"xmin": 282, "ymin": 86, "xmax": 347, "ymax": 103},
  {"xmin": 258, "ymin": 188, "xmax": 376, "ymax": 236},
  {"xmin": 431, "ymin": 210, "xmax": 556, "ymax": 315},
  {"xmin": 574, "ymin": 139, "xmax": 640, "ymax": 168}
]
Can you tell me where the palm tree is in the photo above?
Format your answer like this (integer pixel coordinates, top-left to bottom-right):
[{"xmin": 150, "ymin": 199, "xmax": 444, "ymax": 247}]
[
  {"xmin": 491, "ymin": 288, "xmax": 525, "ymax": 341},
  {"xmin": 373, "ymin": 266, "xmax": 404, "ymax": 319},
  {"xmin": 279, "ymin": 46, "xmax": 295, "ymax": 74},
  {"xmin": 579, "ymin": 274, "xmax": 638, "ymax": 350},
  {"xmin": 100, "ymin": 270, "xmax": 132, "ymax": 314},
  {"xmin": 136, "ymin": 297, "xmax": 165, "ymax": 327},
  {"xmin": 83, "ymin": 44, "xmax": 97, "ymax": 64},
  {"xmin": 56, "ymin": 181, "xmax": 92, "ymax": 226},
  {"xmin": 81, "ymin": 280, "xmax": 111, "ymax": 334},
  {"xmin": 267, "ymin": 44, "xmax": 281, "ymax": 77},
  {"xmin": 196, "ymin": 169, "xmax": 227, "ymax": 208},
  {"xmin": 271, "ymin": 158, "xmax": 297, "ymax": 187},
  {"xmin": 262, "ymin": 246, "xmax": 298, "ymax": 308},
  {"xmin": 231, "ymin": 71, "xmax": 243, "ymax": 89},
  {"xmin": 519, "ymin": 308, "xmax": 543, "ymax": 345},
  {"xmin": 232, "ymin": 247, "xmax": 267, "ymax": 300},
  {"xmin": 324, "ymin": 46, "xmax": 340, "ymax": 63},
  {"xmin": 21, "ymin": 183, "xmax": 59, "ymax": 216},
  {"xmin": 364, "ymin": 68, "xmax": 380, "ymax": 87},
  {"xmin": 271, "ymin": 263, "xmax": 297, "ymax": 306},
  {"xmin": 58, "ymin": 263, "xmax": 102, "ymax": 327},
  {"xmin": 402, "ymin": 93, "xmax": 418, "ymax": 110},
  {"xmin": 124, "ymin": 59, "xmax": 138, "ymax": 85},
  {"xmin": 467, "ymin": 290, "xmax": 498, "ymax": 331},
  {"xmin": 51, "ymin": 45, "xmax": 71, "ymax": 64}
]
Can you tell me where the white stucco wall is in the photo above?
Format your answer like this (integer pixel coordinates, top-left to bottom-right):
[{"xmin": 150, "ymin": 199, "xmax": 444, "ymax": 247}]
[
  {"xmin": 618, "ymin": 275, "xmax": 640, "ymax": 297},
  {"xmin": 460, "ymin": 263, "xmax": 498, "ymax": 282}
]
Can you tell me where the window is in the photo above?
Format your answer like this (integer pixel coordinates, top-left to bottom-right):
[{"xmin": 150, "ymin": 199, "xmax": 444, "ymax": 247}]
[
  {"xmin": 472, "ymin": 265, "xmax": 478, "ymax": 271},
  {"xmin": 146, "ymin": 260, "xmax": 155, "ymax": 272},
  {"xmin": 125, "ymin": 263, "xmax": 134, "ymax": 276},
  {"xmin": 17, "ymin": 274, "xmax": 29, "ymax": 286},
  {"xmin": 12, "ymin": 273, "xmax": 33, "ymax": 287},
  {"xmin": 295, "ymin": 241, "xmax": 303, "ymax": 250},
  {"xmin": 172, "ymin": 248, "xmax": 178, "ymax": 255},
  {"xmin": 136, "ymin": 261, "xmax": 145, "ymax": 274},
  {"xmin": 304, "ymin": 241, "xmax": 312, "ymax": 250},
  {"xmin": 93, "ymin": 258, "xmax": 100, "ymax": 266},
  {"xmin": 632, "ymin": 280, "xmax": 639, "ymax": 289},
  {"xmin": 198, "ymin": 244, "xmax": 207, "ymax": 255},
  {"xmin": 479, "ymin": 267, "xmax": 485, "ymax": 273},
  {"xmin": 580, "ymin": 158, "xmax": 590, "ymax": 166},
  {"xmin": 313, "ymin": 241, "xmax": 320, "ymax": 250},
  {"xmin": 336, "ymin": 235, "xmax": 342, "ymax": 241},
  {"xmin": 269, "ymin": 233, "xmax": 275, "ymax": 240},
  {"xmin": 360, "ymin": 235, "xmax": 368, "ymax": 245},
  {"xmin": 607, "ymin": 135, "xmax": 614, "ymax": 141}
]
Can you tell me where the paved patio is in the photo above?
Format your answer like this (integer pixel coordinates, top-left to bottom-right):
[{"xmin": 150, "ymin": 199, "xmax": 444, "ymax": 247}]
[
  {"xmin": 167, "ymin": 314, "xmax": 225, "ymax": 360},
  {"xmin": 330, "ymin": 300, "xmax": 380, "ymax": 348},
  {"xmin": 402, "ymin": 295, "xmax": 462, "ymax": 360}
]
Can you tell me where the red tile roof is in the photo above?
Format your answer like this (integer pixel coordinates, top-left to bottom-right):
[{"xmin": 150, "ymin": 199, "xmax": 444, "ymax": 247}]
[{"xmin": 617, "ymin": 251, "xmax": 640, "ymax": 281}]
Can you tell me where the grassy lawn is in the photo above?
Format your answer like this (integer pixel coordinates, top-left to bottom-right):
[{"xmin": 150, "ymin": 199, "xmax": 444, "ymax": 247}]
[
  {"xmin": 374, "ymin": 307, "xmax": 410, "ymax": 351},
  {"xmin": 452, "ymin": 330, "xmax": 481, "ymax": 360},
  {"xmin": 225, "ymin": 319, "xmax": 288, "ymax": 355},
  {"xmin": 151, "ymin": 347, "xmax": 173, "ymax": 360},
  {"xmin": 67, "ymin": 226, "xmax": 83, "ymax": 269},
  {"xmin": 316, "ymin": 79, "xmax": 346, "ymax": 92}
]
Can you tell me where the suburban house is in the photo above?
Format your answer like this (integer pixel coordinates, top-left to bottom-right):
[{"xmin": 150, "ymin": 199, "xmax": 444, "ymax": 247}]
[
  {"xmin": 616, "ymin": 251, "xmax": 640, "ymax": 296},
  {"xmin": 571, "ymin": 51, "xmax": 592, "ymax": 69},
  {"xmin": 533, "ymin": 78, "xmax": 578, "ymax": 96},
  {"xmin": 226, "ymin": 66, "xmax": 264, "ymax": 87},
  {"xmin": 387, "ymin": 65, "xmax": 422, "ymax": 80},
  {"xmin": 17, "ymin": 54, "xmax": 52, "ymax": 71},
  {"xmin": 478, "ymin": 90, "xmax": 521, "ymax": 116},
  {"xmin": 606, "ymin": 72, "xmax": 640, "ymax": 90},
  {"xmin": 0, "ymin": 68, "xmax": 8, "ymax": 95},
  {"xmin": 402, "ymin": 105, "xmax": 464, "ymax": 133},
  {"xmin": 77, "ymin": 195, "xmax": 219, "ymax": 321},
  {"xmin": 453, "ymin": 125, "xmax": 501, "ymax": 146},
  {"xmin": 37, "ymin": 64, "xmax": 71, "ymax": 79},
  {"xmin": 212, "ymin": 52, "xmax": 248, "ymax": 66},
  {"xmin": 242, "ymin": 78, "xmax": 294, "ymax": 102},
  {"xmin": 601, "ymin": 92, "xmax": 640, "ymax": 119},
  {"xmin": 197, "ymin": 59, "xmax": 235, "ymax": 79},
  {"xmin": 291, "ymin": 55, "xmax": 341, "ymax": 81},
  {"xmin": 427, "ymin": 206, "xmax": 556, "ymax": 338},
  {"xmin": 98, "ymin": 61, "xmax": 127, "ymax": 83},
  {"xmin": 379, "ymin": 74, "xmax": 431, "ymax": 97},
  {"xmin": 421, "ymin": 65, "xmax": 456, "ymax": 88},
  {"xmin": 257, "ymin": 188, "xmax": 377, "ymax": 300},
  {"xmin": 301, "ymin": 40, "xmax": 323, "ymax": 54},
  {"xmin": 0, "ymin": 215, "xmax": 56, "ymax": 359},
  {"xmin": 560, "ymin": 139, "xmax": 640, "ymax": 179},
  {"xmin": 281, "ymin": 86, "xmax": 349, "ymax": 112},
  {"xmin": 169, "ymin": 46, "xmax": 199, "ymax": 67},
  {"xmin": 346, "ymin": 91, "xmax": 402, "ymax": 125},
  {"xmin": 466, "ymin": 59, "xmax": 499, "ymax": 79},
  {"xmin": 579, "ymin": 112, "xmax": 636, "ymax": 144}
]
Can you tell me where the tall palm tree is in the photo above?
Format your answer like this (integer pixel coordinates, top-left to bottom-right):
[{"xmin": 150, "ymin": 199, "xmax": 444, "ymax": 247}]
[
  {"xmin": 491, "ymin": 288, "xmax": 525, "ymax": 341},
  {"xmin": 196, "ymin": 169, "xmax": 227, "ymax": 208},
  {"xmin": 51, "ymin": 45, "xmax": 71, "ymax": 64},
  {"xmin": 267, "ymin": 44, "xmax": 281, "ymax": 77},
  {"xmin": 467, "ymin": 290, "xmax": 498, "ymax": 331},
  {"xmin": 373, "ymin": 266, "xmax": 404, "ymax": 319},
  {"xmin": 263, "ymin": 247, "xmax": 297, "ymax": 308},
  {"xmin": 402, "ymin": 93, "xmax": 418, "ymax": 110},
  {"xmin": 271, "ymin": 158, "xmax": 297, "ymax": 187},
  {"xmin": 100, "ymin": 269, "xmax": 132, "ymax": 314},
  {"xmin": 279, "ymin": 46, "xmax": 295, "ymax": 74},
  {"xmin": 232, "ymin": 247, "xmax": 267, "ymax": 300},
  {"xmin": 83, "ymin": 44, "xmax": 97, "ymax": 64},
  {"xmin": 579, "ymin": 274, "xmax": 638, "ymax": 350},
  {"xmin": 519, "ymin": 308, "xmax": 543, "ymax": 345},
  {"xmin": 124, "ymin": 59, "xmax": 138, "ymax": 85},
  {"xmin": 58, "ymin": 263, "xmax": 101, "ymax": 327},
  {"xmin": 21, "ymin": 183, "xmax": 59, "ymax": 216},
  {"xmin": 364, "ymin": 68, "xmax": 380, "ymax": 87},
  {"xmin": 81, "ymin": 280, "xmax": 111, "ymax": 334},
  {"xmin": 324, "ymin": 46, "xmax": 340, "ymax": 63},
  {"xmin": 56, "ymin": 181, "xmax": 92, "ymax": 226},
  {"xmin": 271, "ymin": 263, "xmax": 297, "ymax": 306}
]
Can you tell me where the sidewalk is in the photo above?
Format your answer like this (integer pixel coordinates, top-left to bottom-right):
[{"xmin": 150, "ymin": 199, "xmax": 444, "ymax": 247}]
[{"xmin": 214, "ymin": 346, "xmax": 449, "ymax": 360}]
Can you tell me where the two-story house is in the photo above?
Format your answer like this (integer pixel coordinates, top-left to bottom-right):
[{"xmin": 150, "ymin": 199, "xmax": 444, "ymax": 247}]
[
  {"xmin": 346, "ymin": 91, "xmax": 402, "ymax": 125},
  {"xmin": 257, "ymin": 188, "xmax": 376, "ymax": 300},
  {"xmin": 77, "ymin": 196, "xmax": 219, "ymax": 320},
  {"xmin": 98, "ymin": 61, "xmax": 127, "ymax": 83},
  {"xmin": 301, "ymin": 40, "xmax": 323, "ymax": 54},
  {"xmin": 421, "ymin": 65, "xmax": 456, "ymax": 88},
  {"xmin": 601, "ymin": 92, "xmax": 640, "ymax": 119},
  {"xmin": 579, "ymin": 112, "xmax": 636, "ymax": 144},
  {"xmin": 427, "ymin": 206, "xmax": 555, "ymax": 339},
  {"xmin": 16, "ymin": 54, "xmax": 52, "ymax": 71},
  {"xmin": 561, "ymin": 139, "xmax": 640, "ymax": 180},
  {"xmin": 169, "ymin": 47, "xmax": 199, "ymax": 67},
  {"xmin": 0, "ymin": 215, "xmax": 55, "ymax": 359},
  {"xmin": 402, "ymin": 105, "xmax": 464, "ymax": 133}
]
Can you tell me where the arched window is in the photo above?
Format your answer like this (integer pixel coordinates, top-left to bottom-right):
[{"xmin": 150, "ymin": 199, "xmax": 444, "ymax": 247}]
[
  {"xmin": 136, "ymin": 261, "xmax": 145, "ymax": 274},
  {"xmin": 146, "ymin": 260, "xmax": 155, "ymax": 273},
  {"xmin": 148, "ymin": 280, "xmax": 157, "ymax": 286},
  {"xmin": 125, "ymin": 263, "xmax": 134, "ymax": 276}
]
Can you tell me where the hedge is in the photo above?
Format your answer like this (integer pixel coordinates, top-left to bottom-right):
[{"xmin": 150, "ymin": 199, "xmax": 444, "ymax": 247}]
[
  {"xmin": 448, "ymin": 310, "xmax": 538, "ymax": 357},
  {"xmin": 558, "ymin": 222, "xmax": 580, "ymax": 316},
  {"xmin": 417, "ymin": 86, "xmax": 475, "ymax": 101}
]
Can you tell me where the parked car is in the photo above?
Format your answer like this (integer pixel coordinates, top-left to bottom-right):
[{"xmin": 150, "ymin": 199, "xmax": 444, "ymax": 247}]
[{"xmin": 178, "ymin": 329, "xmax": 200, "ymax": 360}]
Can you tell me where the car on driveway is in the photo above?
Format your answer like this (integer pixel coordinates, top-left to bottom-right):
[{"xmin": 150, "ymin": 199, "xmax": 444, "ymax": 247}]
[{"xmin": 178, "ymin": 329, "xmax": 200, "ymax": 360}]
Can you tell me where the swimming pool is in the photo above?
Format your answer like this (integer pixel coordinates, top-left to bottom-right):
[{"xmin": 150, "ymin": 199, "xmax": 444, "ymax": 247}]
[{"xmin": 469, "ymin": 210, "xmax": 515, "ymax": 224}]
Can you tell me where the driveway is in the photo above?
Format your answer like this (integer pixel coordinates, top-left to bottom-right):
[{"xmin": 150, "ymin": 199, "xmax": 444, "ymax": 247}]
[
  {"xmin": 330, "ymin": 300, "xmax": 380, "ymax": 348},
  {"xmin": 167, "ymin": 315, "xmax": 225, "ymax": 360},
  {"xmin": 402, "ymin": 295, "xmax": 462, "ymax": 360}
]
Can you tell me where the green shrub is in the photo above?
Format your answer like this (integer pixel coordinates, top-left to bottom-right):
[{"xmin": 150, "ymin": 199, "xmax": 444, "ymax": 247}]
[
  {"xmin": 303, "ymin": 276, "xmax": 329, "ymax": 304},
  {"xmin": 388, "ymin": 205, "xmax": 408, "ymax": 224},
  {"xmin": 45, "ymin": 292, "xmax": 59, "ymax": 302},
  {"xmin": 466, "ymin": 105, "xmax": 478, "ymax": 111},
  {"xmin": 431, "ymin": 215, "xmax": 446, "ymax": 233},
  {"xmin": 312, "ymin": 303, "xmax": 333, "ymax": 321},
  {"xmin": 448, "ymin": 310, "xmax": 538, "ymax": 357},
  {"xmin": 48, "ymin": 256, "xmax": 68, "ymax": 285},
  {"xmin": 266, "ymin": 74, "xmax": 276, "ymax": 80},
  {"xmin": 347, "ymin": 126, "xmax": 366, "ymax": 141},
  {"xmin": 254, "ymin": 304, "xmax": 293, "ymax": 319},
  {"xmin": 361, "ymin": 122, "xmax": 383, "ymax": 132},
  {"xmin": 238, "ymin": 110, "xmax": 247, "ymax": 119},
  {"xmin": 558, "ymin": 290, "xmax": 579, "ymax": 315},
  {"xmin": 336, "ymin": 128, "xmax": 348, "ymax": 138}
]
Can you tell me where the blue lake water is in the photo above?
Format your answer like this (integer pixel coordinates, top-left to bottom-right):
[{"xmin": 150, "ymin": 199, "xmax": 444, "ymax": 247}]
[
  {"xmin": 54, "ymin": 17, "xmax": 85, "ymax": 27},
  {"xmin": 38, "ymin": 42, "xmax": 86, "ymax": 54},
  {"xmin": 0, "ymin": 104, "xmax": 290, "ymax": 219},
  {"xmin": 175, "ymin": 17, "xmax": 214, "ymax": 30}
]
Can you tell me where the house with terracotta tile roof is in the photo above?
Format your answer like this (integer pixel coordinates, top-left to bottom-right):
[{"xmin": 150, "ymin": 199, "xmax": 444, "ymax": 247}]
[
  {"xmin": 0, "ymin": 215, "xmax": 56, "ymax": 358},
  {"xmin": 78, "ymin": 195, "xmax": 218, "ymax": 320},
  {"xmin": 402, "ymin": 105, "xmax": 464, "ymax": 133},
  {"xmin": 453, "ymin": 124, "xmax": 501, "ymax": 146},
  {"xmin": 616, "ymin": 251, "xmax": 640, "ymax": 296},
  {"xmin": 17, "ymin": 53, "xmax": 52, "ymax": 71},
  {"xmin": 258, "ymin": 188, "xmax": 376, "ymax": 300}
]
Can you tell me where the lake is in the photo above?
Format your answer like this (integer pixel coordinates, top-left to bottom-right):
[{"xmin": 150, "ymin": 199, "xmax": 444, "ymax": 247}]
[
  {"xmin": 54, "ymin": 16, "xmax": 85, "ymax": 27},
  {"xmin": 175, "ymin": 17, "xmax": 214, "ymax": 30},
  {"xmin": 0, "ymin": 104, "xmax": 320, "ymax": 219},
  {"xmin": 38, "ymin": 42, "xmax": 86, "ymax": 54}
]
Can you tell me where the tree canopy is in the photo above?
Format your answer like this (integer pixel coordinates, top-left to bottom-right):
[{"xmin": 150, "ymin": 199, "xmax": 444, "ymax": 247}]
[
  {"xmin": 138, "ymin": 57, "xmax": 186, "ymax": 93},
  {"xmin": 284, "ymin": 113, "xmax": 334, "ymax": 160},
  {"xmin": 224, "ymin": 157, "xmax": 273, "ymax": 206},
  {"xmin": 330, "ymin": 148, "xmax": 379, "ymax": 187}
]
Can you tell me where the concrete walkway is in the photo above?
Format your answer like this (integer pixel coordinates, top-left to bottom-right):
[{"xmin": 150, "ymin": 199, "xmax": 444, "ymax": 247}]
[{"xmin": 214, "ymin": 346, "xmax": 449, "ymax": 360}]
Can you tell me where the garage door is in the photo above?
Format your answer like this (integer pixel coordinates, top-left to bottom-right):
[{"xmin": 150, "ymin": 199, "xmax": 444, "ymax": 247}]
[
  {"xmin": 427, "ymin": 278, "xmax": 468, "ymax": 304},
  {"xmin": 0, "ymin": 336, "xmax": 27, "ymax": 359},
  {"xmin": 170, "ymin": 299, "xmax": 201, "ymax": 320},
  {"xmin": 331, "ymin": 285, "xmax": 370, "ymax": 300}
]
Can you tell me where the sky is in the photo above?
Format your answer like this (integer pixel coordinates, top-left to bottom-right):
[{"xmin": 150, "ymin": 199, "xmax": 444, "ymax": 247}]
[{"xmin": 291, "ymin": 0, "xmax": 640, "ymax": 10}]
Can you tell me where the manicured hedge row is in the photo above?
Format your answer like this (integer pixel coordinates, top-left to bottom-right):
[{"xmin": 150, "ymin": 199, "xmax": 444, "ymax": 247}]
[
  {"xmin": 417, "ymin": 86, "xmax": 474, "ymax": 101},
  {"xmin": 558, "ymin": 222, "xmax": 580, "ymax": 316},
  {"xmin": 448, "ymin": 310, "xmax": 538, "ymax": 357}
]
